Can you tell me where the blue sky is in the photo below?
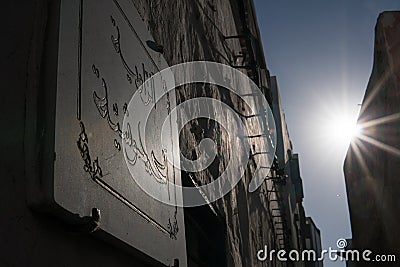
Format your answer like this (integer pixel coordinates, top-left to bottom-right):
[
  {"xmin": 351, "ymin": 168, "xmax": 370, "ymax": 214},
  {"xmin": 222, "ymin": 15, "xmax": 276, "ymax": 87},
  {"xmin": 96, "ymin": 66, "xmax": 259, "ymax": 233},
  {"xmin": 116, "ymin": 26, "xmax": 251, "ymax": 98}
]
[{"xmin": 253, "ymin": 1, "xmax": 400, "ymax": 266}]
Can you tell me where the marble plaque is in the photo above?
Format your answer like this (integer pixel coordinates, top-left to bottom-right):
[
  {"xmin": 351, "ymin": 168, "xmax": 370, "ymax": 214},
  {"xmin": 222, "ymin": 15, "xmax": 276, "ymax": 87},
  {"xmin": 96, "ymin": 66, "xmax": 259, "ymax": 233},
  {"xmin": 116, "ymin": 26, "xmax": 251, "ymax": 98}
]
[{"xmin": 52, "ymin": 0, "xmax": 186, "ymax": 265}]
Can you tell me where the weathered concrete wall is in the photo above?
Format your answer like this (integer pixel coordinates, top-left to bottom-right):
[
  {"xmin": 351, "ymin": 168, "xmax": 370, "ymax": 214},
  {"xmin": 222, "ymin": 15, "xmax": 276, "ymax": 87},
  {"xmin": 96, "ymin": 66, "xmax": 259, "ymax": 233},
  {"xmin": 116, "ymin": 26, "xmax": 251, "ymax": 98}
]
[
  {"xmin": 132, "ymin": 0, "xmax": 278, "ymax": 266},
  {"xmin": 344, "ymin": 11, "xmax": 400, "ymax": 266}
]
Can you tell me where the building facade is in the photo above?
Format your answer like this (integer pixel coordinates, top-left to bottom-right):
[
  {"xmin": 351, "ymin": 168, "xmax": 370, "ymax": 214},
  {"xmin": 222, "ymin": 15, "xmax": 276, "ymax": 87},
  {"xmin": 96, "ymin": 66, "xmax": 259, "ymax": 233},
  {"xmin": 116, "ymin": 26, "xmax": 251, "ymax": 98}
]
[
  {"xmin": 1, "ymin": 0, "xmax": 321, "ymax": 266},
  {"xmin": 344, "ymin": 11, "xmax": 400, "ymax": 267}
]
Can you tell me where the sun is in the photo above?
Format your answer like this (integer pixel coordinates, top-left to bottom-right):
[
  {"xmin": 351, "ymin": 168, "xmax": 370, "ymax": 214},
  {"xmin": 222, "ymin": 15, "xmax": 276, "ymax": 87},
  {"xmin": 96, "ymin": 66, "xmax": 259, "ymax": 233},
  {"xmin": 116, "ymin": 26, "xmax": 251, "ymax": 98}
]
[{"xmin": 325, "ymin": 115, "xmax": 362, "ymax": 145}]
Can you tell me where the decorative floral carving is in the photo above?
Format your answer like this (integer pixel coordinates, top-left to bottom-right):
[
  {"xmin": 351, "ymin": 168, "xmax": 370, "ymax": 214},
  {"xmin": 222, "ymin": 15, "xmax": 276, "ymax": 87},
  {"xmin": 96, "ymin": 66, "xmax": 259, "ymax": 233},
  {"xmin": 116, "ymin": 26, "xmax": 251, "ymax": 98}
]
[{"xmin": 77, "ymin": 121, "xmax": 103, "ymax": 179}]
